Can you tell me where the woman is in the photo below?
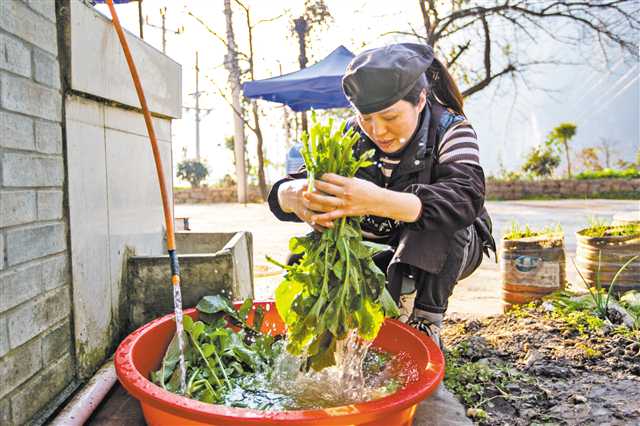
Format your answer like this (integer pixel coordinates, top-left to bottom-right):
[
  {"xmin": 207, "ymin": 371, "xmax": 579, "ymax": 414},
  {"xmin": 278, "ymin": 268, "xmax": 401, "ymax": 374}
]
[{"xmin": 268, "ymin": 43, "xmax": 495, "ymax": 347}]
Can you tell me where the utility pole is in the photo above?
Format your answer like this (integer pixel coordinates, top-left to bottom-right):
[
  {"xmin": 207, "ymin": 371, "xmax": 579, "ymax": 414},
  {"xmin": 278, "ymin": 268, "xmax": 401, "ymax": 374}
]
[
  {"xmin": 138, "ymin": 0, "xmax": 144, "ymax": 39},
  {"xmin": 184, "ymin": 51, "xmax": 213, "ymax": 161},
  {"xmin": 195, "ymin": 51, "xmax": 200, "ymax": 159},
  {"xmin": 224, "ymin": 0, "xmax": 247, "ymax": 204},
  {"xmin": 145, "ymin": 7, "xmax": 184, "ymax": 54}
]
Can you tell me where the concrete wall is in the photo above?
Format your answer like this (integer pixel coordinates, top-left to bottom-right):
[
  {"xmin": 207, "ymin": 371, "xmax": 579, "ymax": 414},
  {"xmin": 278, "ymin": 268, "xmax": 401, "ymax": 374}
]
[
  {"xmin": 127, "ymin": 231, "xmax": 254, "ymax": 329},
  {"xmin": 61, "ymin": 0, "xmax": 181, "ymax": 379},
  {"xmin": 0, "ymin": 1, "xmax": 75, "ymax": 424},
  {"xmin": 486, "ymin": 178, "xmax": 640, "ymax": 200}
]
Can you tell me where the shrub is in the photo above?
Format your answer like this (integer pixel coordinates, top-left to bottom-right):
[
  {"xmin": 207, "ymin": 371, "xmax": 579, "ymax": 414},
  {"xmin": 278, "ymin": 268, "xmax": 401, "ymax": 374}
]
[
  {"xmin": 177, "ymin": 159, "xmax": 209, "ymax": 188},
  {"xmin": 522, "ymin": 145, "xmax": 561, "ymax": 178},
  {"xmin": 574, "ymin": 167, "xmax": 640, "ymax": 180}
]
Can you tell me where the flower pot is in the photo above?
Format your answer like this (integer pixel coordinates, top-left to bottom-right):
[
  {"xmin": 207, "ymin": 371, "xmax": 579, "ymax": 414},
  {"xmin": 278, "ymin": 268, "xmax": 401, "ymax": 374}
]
[
  {"xmin": 115, "ymin": 301, "xmax": 444, "ymax": 426},
  {"xmin": 575, "ymin": 227, "xmax": 640, "ymax": 294},
  {"xmin": 500, "ymin": 234, "xmax": 566, "ymax": 310}
]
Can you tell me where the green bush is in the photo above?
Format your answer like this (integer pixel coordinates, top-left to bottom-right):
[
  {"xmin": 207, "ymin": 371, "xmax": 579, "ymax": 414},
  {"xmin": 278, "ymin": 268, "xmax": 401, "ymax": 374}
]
[
  {"xmin": 522, "ymin": 145, "xmax": 561, "ymax": 178},
  {"xmin": 575, "ymin": 167, "xmax": 640, "ymax": 180},
  {"xmin": 177, "ymin": 159, "xmax": 209, "ymax": 188}
]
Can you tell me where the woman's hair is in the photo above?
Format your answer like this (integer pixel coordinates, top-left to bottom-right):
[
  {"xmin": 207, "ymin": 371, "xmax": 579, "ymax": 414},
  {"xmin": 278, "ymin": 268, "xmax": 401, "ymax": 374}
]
[{"xmin": 402, "ymin": 58, "xmax": 465, "ymax": 116}]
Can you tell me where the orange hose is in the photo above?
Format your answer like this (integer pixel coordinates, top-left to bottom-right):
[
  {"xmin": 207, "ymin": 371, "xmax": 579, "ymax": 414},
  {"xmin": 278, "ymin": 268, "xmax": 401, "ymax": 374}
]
[{"xmin": 105, "ymin": 0, "xmax": 176, "ymax": 253}]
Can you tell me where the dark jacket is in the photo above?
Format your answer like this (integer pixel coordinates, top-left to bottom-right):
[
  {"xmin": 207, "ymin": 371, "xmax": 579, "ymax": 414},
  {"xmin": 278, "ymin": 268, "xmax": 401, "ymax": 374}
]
[{"xmin": 268, "ymin": 101, "xmax": 494, "ymax": 279}]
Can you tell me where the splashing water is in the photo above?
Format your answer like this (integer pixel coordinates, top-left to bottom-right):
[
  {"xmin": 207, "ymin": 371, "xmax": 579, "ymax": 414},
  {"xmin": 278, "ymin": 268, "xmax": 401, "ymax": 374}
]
[
  {"xmin": 172, "ymin": 282, "xmax": 187, "ymax": 394},
  {"xmin": 219, "ymin": 332, "xmax": 417, "ymax": 411}
]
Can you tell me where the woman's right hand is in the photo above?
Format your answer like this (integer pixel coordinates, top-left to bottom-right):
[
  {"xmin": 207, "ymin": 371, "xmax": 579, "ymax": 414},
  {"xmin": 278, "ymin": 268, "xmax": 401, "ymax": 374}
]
[{"xmin": 277, "ymin": 179, "xmax": 331, "ymax": 231}]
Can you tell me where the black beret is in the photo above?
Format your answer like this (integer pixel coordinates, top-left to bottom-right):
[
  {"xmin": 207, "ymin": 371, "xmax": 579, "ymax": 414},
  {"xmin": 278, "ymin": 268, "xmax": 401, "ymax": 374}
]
[{"xmin": 342, "ymin": 43, "xmax": 434, "ymax": 114}]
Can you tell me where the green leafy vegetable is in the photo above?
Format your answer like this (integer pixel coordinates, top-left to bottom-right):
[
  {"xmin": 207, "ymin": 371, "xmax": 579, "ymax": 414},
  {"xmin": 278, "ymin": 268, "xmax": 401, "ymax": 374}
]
[
  {"xmin": 152, "ymin": 295, "xmax": 281, "ymax": 402},
  {"xmin": 268, "ymin": 114, "xmax": 400, "ymax": 371}
]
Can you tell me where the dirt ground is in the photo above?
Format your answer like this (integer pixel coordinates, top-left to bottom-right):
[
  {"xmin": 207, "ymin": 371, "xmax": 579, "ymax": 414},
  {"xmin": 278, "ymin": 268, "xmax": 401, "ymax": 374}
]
[{"xmin": 441, "ymin": 304, "xmax": 640, "ymax": 425}]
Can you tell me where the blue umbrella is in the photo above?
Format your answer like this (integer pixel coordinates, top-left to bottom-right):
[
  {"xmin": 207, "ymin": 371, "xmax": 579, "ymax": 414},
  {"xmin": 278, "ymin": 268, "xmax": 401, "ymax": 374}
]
[{"xmin": 242, "ymin": 46, "xmax": 355, "ymax": 112}]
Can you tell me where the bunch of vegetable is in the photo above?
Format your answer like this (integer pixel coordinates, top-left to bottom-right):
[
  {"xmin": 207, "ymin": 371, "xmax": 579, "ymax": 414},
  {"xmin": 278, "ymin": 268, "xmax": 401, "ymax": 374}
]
[
  {"xmin": 151, "ymin": 295, "xmax": 281, "ymax": 403},
  {"xmin": 268, "ymin": 115, "xmax": 399, "ymax": 371}
]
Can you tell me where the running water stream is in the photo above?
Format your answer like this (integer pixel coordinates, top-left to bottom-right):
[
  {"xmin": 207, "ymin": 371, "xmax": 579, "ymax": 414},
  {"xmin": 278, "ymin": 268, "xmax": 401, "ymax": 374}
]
[{"xmin": 172, "ymin": 282, "xmax": 187, "ymax": 394}]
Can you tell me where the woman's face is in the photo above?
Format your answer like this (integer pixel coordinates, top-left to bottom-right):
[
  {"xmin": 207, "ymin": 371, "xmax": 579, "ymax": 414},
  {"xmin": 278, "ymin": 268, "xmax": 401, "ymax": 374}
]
[{"xmin": 356, "ymin": 90, "xmax": 427, "ymax": 154}]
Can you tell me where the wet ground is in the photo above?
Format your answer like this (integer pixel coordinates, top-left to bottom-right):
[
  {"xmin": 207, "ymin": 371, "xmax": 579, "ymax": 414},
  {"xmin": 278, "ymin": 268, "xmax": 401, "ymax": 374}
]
[{"xmin": 175, "ymin": 199, "xmax": 639, "ymax": 318}]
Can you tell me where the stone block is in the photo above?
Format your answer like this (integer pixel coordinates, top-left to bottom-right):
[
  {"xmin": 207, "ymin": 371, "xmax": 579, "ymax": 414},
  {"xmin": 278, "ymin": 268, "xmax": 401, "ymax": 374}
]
[
  {"xmin": 0, "ymin": 234, "xmax": 4, "ymax": 270},
  {"xmin": 0, "ymin": 316, "xmax": 8, "ymax": 357},
  {"xmin": 0, "ymin": 190, "xmax": 36, "ymax": 227},
  {"xmin": 0, "ymin": 260, "xmax": 43, "ymax": 313},
  {"xmin": 10, "ymin": 354, "xmax": 74, "ymax": 425},
  {"xmin": 7, "ymin": 285, "xmax": 71, "ymax": 348},
  {"xmin": 0, "ymin": 32, "xmax": 31, "ymax": 77},
  {"xmin": 0, "ymin": 336, "xmax": 41, "ymax": 400},
  {"xmin": 5, "ymin": 222, "xmax": 66, "ymax": 266},
  {"xmin": 37, "ymin": 190, "xmax": 63, "ymax": 221},
  {"xmin": 27, "ymin": 0, "xmax": 56, "ymax": 22},
  {"xmin": 127, "ymin": 252, "xmax": 237, "ymax": 329},
  {"xmin": 1, "ymin": 152, "xmax": 64, "ymax": 187},
  {"xmin": 0, "ymin": 0, "xmax": 57, "ymax": 55},
  {"xmin": 35, "ymin": 119, "xmax": 62, "ymax": 154},
  {"xmin": 0, "ymin": 110, "xmax": 34, "ymax": 150},
  {"xmin": 33, "ymin": 48, "xmax": 60, "ymax": 89},
  {"xmin": 41, "ymin": 320, "xmax": 71, "ymax": 364},
  {"xmin": 0, "ymin": 73, "xmax": 61, "ymax": 121},
  {"xmin": 41, "ymin": 253, "xmax": 68, "ymax": 291}
]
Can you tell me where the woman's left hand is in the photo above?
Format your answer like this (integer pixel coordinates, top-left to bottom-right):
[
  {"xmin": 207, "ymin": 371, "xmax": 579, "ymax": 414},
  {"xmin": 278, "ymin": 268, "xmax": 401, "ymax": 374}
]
[{"xmin": 304, "ymin": 173, "xmax": 382, "ymax": 227}]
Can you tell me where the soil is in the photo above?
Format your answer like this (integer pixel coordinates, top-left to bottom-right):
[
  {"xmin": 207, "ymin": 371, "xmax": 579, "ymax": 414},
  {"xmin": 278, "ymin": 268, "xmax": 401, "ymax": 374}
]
[{"xmin": 441, "ymin": 307, "xmax": 640, "ymax": 425}]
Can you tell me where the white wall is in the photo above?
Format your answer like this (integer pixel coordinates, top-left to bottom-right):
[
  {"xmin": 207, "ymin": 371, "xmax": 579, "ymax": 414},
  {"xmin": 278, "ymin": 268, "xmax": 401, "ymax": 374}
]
[{"xmin": 64, "ymin": 0, "xmax": 181, "ymax": 378}]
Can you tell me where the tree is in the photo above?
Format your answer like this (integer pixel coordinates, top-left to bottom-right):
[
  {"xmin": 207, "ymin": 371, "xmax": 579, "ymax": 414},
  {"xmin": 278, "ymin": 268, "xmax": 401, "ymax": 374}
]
[
  {"xmin": 189, "ymin": 2, "xmax": 284, "ymax": 201},
  {"xmin": 386, "ymin": 1, "xmax": 639, "ymax": 98},
  {"xmin": 577, "ymin": 147, "xmax": 603, "ymax": 172},
  {"xmin": 597, "ymin": 137, "xmax": 619, "ymax": 168},
  {"xmin": 223, "ymin": 0, "xmax": 247, "ymax": 203},
  {"xmin": 546, "ymin": 122, "xmax": 577, "ymax": 178},
  {"xmin": 291, "ymin": 0, "xmax": 332, "ymax": 132},
  {"xmin": 177, "ymin": 159, "xmax": 209, "ymax": 188},
  {"xmin": 522, "ymin": 145, "xmax": 560, "ymax": 178}
]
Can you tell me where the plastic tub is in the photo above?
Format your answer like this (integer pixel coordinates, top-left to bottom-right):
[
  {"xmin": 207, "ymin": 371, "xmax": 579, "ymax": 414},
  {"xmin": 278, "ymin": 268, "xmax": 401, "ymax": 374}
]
[{"xmin": 115, "ymin": 301, "xmax": 444, "ymax": 425}]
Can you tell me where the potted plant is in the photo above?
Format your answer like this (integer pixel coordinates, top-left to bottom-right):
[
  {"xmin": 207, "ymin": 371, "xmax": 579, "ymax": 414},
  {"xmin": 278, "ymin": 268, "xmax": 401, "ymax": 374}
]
[
  {"xmin": 501, "ymin": 223, "xmax": 565, "ymax": 309},
  {"xmin": 576, "ymin": 220, "xmax": 640, "ymax": 294}
]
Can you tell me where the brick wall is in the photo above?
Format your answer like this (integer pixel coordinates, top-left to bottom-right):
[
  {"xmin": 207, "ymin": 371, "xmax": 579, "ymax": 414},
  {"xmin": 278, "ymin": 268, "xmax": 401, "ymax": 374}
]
[
  {"xmin": 486, "ymin": 178, "xmax": 640, "ymax": 200},
  {"xmin": 0, "ymin": 1, "xmax": 75, "ymax": 424},
  {"xmin": 174, "ymin": 186, "xmax": 265, "ymax": 204}
]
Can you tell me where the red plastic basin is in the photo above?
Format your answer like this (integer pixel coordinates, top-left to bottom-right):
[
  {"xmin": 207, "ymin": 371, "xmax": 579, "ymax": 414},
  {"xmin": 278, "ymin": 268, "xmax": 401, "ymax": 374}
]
[{"xmin": 115, "ymin": 301, "xmax": 444, "ymax": 425}]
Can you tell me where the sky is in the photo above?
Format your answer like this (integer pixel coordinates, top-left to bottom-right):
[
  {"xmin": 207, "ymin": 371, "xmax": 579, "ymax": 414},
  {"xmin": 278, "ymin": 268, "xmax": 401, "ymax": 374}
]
[{"xmin": 94, "ymin": 0, "xmax": 639, "ymax": 184}]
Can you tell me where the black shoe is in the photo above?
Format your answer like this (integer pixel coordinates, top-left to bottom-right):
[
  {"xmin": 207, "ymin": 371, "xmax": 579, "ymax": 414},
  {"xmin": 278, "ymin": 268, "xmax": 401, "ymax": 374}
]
[{"xmin": 408, "ymin": 317, "xmax": 443, "ymax": 351}]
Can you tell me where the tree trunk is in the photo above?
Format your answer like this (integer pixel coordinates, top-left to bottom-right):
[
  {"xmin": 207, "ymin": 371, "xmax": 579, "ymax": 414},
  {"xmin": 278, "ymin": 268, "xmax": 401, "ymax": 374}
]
[
  {"xmin": 223, "ymin": 0, "xmax": 247, "ymax": 203},
  {"xmin": 563, "ymin": 139, "xmax": 572, "ymax": 178},
  {"xmin": 294, "ymin": 16, "xmax": 309, "ymax": 133},
  {"xmin": 252, "ymin": 101, "xmax": 268, "ymax": 200}
]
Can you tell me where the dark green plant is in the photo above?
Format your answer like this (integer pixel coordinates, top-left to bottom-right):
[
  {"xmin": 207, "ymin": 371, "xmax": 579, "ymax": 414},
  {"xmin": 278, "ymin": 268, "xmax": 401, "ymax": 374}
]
[
  {"xmin": 522, "ymin": 145, "xmax": 560, "ymax": 178},
  {"xmin": 151, "ymin": 295, "xmax": 277, "ymax": 402},
  {"xmin": 572, "ymin": 252, "xmax": 639, "ymax": 323},
  {"xmin": 268, "ymin": 114, "xmax": 399, "ymax": 372},
  {"xmin": 177, "ymin": 159, "xmax": 209, "ymax": 188}
]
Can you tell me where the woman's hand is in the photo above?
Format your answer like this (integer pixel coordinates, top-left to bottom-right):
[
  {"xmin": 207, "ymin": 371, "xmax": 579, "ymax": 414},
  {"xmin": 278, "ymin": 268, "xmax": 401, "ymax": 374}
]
[
  {"xmin": 306, "ymin": 173, "xmax": 423, "ymax": 226},
  {"xmin": 305, "ymin": 174, "xmax": 382, "ymax": 227},
  {"xmin": 277, "ymin": 179, "xmax": 329, "ymax": 231}
]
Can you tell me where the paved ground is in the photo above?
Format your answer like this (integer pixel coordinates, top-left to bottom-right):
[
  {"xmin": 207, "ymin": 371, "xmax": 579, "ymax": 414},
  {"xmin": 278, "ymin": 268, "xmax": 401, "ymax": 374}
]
[{"xmin": 176, "ymin": 199, "xmax": 639, "ymax": 319}]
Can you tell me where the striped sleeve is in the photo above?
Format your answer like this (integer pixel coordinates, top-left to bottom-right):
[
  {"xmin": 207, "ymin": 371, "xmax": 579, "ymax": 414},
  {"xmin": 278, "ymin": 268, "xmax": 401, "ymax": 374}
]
[{"xmin": 437, "ymin": 121, "xmax": 480, "ymax": 166}]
